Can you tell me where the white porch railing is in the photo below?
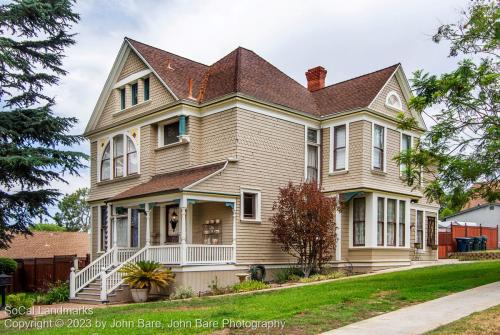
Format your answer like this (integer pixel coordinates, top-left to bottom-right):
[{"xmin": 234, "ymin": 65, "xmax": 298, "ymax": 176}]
[
  {"xmin": 186, "ymin": 244, "xmax": 234, "ymax": 264},
  {"xmin": 99, "ymin": 244, "xmax": 234, "ymax": 301}
]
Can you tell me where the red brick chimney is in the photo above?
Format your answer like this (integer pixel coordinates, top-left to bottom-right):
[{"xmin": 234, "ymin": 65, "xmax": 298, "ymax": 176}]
[{"xmin": 305, "ymin": 66, "xmax": 327, "ymax": 91}]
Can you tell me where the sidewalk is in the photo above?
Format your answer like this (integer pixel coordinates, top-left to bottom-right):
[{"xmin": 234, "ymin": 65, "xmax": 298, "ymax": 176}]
[{"xmin": 321, "ymin": 280, "xmax": 500, "ymax": 335}]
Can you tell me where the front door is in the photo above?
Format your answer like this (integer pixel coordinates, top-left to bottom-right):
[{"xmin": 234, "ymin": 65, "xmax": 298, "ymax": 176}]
[
  {"xmin": 165, "ymin": 205, "xmax": 180, "ymax": 243},
  {"xmin": 426, "ymin": 216, "xmax": 436, "ymax": 247},
  {"xmin": 116, "ymin": 217, "xmax": 128, "ymax": 247}
]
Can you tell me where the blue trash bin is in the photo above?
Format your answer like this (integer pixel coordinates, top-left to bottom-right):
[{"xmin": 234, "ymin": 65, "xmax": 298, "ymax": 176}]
[
  {"xmin": 456, "ymin": 237, "xmax": 473, "ymax": 252},
  {"xmin": 472, "ymin": 237, "xmax": 482, "ymax": 251}
]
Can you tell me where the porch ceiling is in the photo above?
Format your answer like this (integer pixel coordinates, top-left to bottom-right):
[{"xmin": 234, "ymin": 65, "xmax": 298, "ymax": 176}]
[{"xmin": 108, "ymin": 161, "xmax": 226, "ymax": 202}]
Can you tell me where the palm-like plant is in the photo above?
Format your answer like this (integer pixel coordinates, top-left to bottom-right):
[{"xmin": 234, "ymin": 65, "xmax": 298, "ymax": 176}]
[{"xmin": 119, "ymin": 261, "xmax": 175, "ymax": 290}]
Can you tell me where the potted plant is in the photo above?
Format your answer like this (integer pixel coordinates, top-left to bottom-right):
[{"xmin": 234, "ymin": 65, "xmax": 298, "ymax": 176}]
[
  {"xmin": 413, "ymin": 242, "xmax": 422, "ymax": 249},
  {"xmin": 431, "ymin": 244, "xmax": 438, "ymax": 250},
  {"xmin": 119, "ymin": 261, "xmax": 174, "ymax": 303}
]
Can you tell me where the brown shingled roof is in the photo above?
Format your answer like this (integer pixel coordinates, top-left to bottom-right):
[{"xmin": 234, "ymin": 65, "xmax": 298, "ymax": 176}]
[
  {"xmin": 125, "ymin": 38, "xmax": 399, "ymax": 117},
  {"xmin": 311, "ymin": 64, "xmax": 399, "ymax": 116},
  {"xmin": 109, "ymin": 161, "xmax": 227, "ymax": 201},
  {"xmin": 0, "ymin": 232, "xmax": 89, "ymax": 259}
]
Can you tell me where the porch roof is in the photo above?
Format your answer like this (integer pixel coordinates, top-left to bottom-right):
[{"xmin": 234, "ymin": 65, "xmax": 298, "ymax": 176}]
[{"xmin": 108, "ymin": 161, "xmax": 226, "ymax": 202}]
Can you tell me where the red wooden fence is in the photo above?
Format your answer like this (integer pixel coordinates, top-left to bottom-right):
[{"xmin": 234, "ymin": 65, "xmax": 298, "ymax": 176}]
[
  {"xmin": 438, "ymin": 224, "xmax": 499, "ymax": 259},
  {"xmin": 7, "ymin": 254, "xmax": 89, "ymax": 293}
]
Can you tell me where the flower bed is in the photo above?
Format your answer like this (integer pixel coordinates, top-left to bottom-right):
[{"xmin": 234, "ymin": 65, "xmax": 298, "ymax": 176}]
[{"xmin": 450, "ymin": 250, "xmax": 500, "ymax": 261}]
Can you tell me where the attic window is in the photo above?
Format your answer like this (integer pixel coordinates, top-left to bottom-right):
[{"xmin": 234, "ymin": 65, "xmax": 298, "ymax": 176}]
[{"xmin": 386, "ymin": 91, "xmax": 402, "ymax": 110}]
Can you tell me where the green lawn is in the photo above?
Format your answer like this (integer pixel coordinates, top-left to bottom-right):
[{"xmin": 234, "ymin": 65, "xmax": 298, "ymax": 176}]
[
  {"xmin": 426, "ymin": 304, "xmax": 500, "ymax": 335},
  {"xmin": 2, "ymin": 261, "xmax": 500, "ymax": 335}
]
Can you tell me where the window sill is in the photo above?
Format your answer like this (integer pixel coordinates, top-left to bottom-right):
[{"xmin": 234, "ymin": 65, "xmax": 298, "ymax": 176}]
[
  {"xmin": 329, "ymin": 170, "xmax": 348, "ymax": 176},
  {"xmin": 240, "ymin": 219, "xmax": 261, "ymax": 224},
  {"xmin": 97, "ymin": 174, "xmax": 140, "ymax": 186},
  {"xmin": 371, "ymin": 169, "xmax": 387, "ymax": 176},
  {"xmin": 155, "ymin": 139, "xmax": 189, "ymax": 151},
  {"xmin": 113, "ymin": 100, "xmax": 151, "ymax": 116}
]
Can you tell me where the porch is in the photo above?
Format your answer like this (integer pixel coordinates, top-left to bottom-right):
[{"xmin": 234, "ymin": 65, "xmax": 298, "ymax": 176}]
[{"xmin": 71, "ymin": 192, "xmax": 237, "ymax": 301}]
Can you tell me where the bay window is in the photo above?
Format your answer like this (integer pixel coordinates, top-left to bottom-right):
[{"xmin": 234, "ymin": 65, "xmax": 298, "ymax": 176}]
[
  {"xmin": 387, "ymin": 199, "xmax": 396, "ymax": 246},
  {"xmin": 333, "ymin": 125, "xmax": 346, "ymax": 171},
  {"xmin": 373, "ymin": 124, "xmax": 384, "ymax": 170},
  {"xmin": 399, "ymin": 201, "xmax": 406, "ymax": 246},
  {"xmin": 99, "ymin": 133, "xmax": 139, "ymax": 181},
  {"xmin": 131, "ymin": 83, "xmax": 138, "ymax": 106},
  {"xmin": 353, "ymin": 197, "xmax": 365, "ymax": 246},
  {"xmin": 377, "ymin": 198, "xmax": 384, "ymax": 246}
]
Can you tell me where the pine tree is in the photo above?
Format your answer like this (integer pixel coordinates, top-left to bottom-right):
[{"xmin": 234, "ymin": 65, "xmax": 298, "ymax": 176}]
[{"xmin": 0, "ymin": 0, "xmax": 85, "ymax": 248}]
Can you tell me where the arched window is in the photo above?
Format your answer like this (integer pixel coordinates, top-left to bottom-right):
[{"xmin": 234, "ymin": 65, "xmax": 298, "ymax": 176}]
[
  {"xmin": 113, "ymin": 135, "xmax": 124, "ymax": 178},
  {"xmin": 100, "ymin": 143, "xmax": 111, "ymax": 181},
  {"xmin": 386, "ymin": 91, "xmax": 403, "ymax": 110},
  {"xmin": 127, "ymin": 136, "xmax": 138, "ymax": 174}
]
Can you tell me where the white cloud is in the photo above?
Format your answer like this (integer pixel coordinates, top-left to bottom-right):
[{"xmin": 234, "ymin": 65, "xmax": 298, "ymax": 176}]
[{"xmin": 44, "ymin": 0, "xmax": 469, "ymax": 202}]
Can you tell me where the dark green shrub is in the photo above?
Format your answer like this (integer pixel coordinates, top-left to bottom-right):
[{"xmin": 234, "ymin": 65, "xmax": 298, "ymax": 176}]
[
  {"xmin": 249, "ymin": 265, "xmax": 266, "ymax": 281},
  {"xmin": 43, "ymin": 281, "xmax": 70, "ymax": 304},
  {"xmin": 0, "ymin": 257, "xmax": 17, "ymax": 274},
  {"xmin": 6, "ymin": 293, "xmax": 34, "ymax": 318},
  {"xmin": 275, "ymin": 267, "xmax": 303, "ymax": 283}
]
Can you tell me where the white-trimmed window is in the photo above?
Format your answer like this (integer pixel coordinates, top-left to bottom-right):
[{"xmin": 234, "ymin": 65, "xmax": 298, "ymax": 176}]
[
  {"xmin": 306, "ymin": 128, "xmax": 319, "ymax": 182},
  {"xmin": 373, "ymin": 124, "xmax": 385, "ymax": 170},
  {"xmin": 113, "ymin": 134, "xmax": 124, "ymax": 178},
  {"xmin": 353, "ymin": 197, "xmax": 366, "ymax": 246},
  {"xmin": 332, "ymin": 124, "xmax": 347, "ymax": 171},
  {"xmin": 416, "ymin": 210, "xmax": 424, "ymax": 248},
  {"xmin": 387, "ymin": 199, "xmax": 397, "ymax": 246},
  {"xmin": 377, "ymin": 197, "xmax": 384, "ymax": 246},
  {"xmin": 99, "ymin": 133, "xmax": 139, "ymax": 181},
  {"xmin": 399, "ymin": 201, "xmax": 406, "ymax": 246},
  {"xmin": 127, "ymin": 137, "xmax": 138, "ymax": 175},
  {"xmin": 100, "ymin": 143, "xmax": 111, "ymax": 181},
  {"xmin": 241, "ymin": 188, "xmax": 261, "ymax": 222},
  {"xmin": 400, "ymin": 133, "xmax": 412, "ymax": 173},
  {"xmin": 386, "ymin": 91, "xmax": 403, "ymax": 110}
]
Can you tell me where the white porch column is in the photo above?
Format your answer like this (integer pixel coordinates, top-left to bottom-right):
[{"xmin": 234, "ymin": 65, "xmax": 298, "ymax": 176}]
[
  {"xmin": 145, "ymin": 203, "xmax": 151, "ymax": 246},
  {"xmin": 112, "ymin": 209, "xmax": 118, "ymax": 265},
  {"xmin": 106, "ymin": 204, "xmax": 112, "ymax": 250},
  {"xmin": 180, "ymin": 198, "xmax": 187, "ymax": 265},
  {"xmin": 232, "ymin": 203, "xmax": 237, "ymax": 263}
]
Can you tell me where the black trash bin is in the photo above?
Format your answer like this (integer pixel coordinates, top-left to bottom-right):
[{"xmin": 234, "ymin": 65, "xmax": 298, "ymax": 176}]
[
  {"xmin": 456, "ymin": 237, "xmax": 472, "ymax": 252},
  {"xmin": 482, "ymin": 236, "xmax": 488, "ymax": 250},
  {"xmin": 472, "ymin": 237, "xmax": 482, "ymax": 251}
]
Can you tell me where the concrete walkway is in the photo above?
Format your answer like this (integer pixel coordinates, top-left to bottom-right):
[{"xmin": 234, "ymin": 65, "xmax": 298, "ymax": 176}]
[{"xmin": 321, "ymin": 281, "xmax": 500, "ymax": 335}]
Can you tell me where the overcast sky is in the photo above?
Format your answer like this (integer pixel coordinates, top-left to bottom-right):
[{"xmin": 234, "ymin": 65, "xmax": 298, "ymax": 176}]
[{"xmin": 46, "ymin": 0, "xmax": 470, "ymax": 213}]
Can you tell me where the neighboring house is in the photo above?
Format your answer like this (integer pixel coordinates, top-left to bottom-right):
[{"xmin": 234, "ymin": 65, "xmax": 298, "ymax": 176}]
[
  {"xmin": 0, "ymin": 232, "xmax": 89, "ymax": 259},
  {"xmin": 444, "ymin": 204, "xmax": 500, "ymax": 229},
  {"xmin": 73, "ymin": 37, "xmax": 439, "ymax": 303}
]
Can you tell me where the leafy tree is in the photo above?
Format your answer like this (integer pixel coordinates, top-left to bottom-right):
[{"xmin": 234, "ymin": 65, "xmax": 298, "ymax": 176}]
[
  {"xmin": 396, "ymin": 0, "xmax": 499, "ymax": 209},
  {"xmin": 31, "ymin": 223, "xmax": 66, "ymax": 232},
  {"xmin": 271, "ymin": 182, "xmax": 337, "ymax": 277},
  {"xmin": 53, "ymin": 188, "xmax": 89, "ymax": 232},
  {"xmin": 0, "ymin": 0, "xmax": 85, "ymax": 248}
]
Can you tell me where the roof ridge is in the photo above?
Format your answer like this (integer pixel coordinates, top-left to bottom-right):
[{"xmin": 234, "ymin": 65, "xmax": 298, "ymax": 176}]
[
  {"xmin": 125, "ymin": 37, "xmax": 209, "ymax": 67},
  {"xmin": 313, "ymin": 63, "xmax": 400, "ymax": 92}
]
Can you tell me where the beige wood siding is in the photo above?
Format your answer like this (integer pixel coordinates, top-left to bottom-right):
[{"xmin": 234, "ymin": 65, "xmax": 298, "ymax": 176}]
[
  {"xmin": 96, "ymin": 52, "xmax": 176, "ymax": 130},
  {"xmin": 370, "ymin": 75, "xmax": 411, "ymax": 119},
  {"xmin": 192, "ymin": 108, "xmax": 305, "ymax": 264},
  {"xmin": 191, "ymin": 202, "xmax": 233, "ymax": 245},
  {"xmin": 347, "ymin": 248, "xmax": 410, "ymax": 261}
]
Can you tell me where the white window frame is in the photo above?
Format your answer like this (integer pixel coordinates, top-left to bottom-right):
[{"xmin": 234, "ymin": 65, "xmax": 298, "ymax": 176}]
[
  {"xmin": 97, "ymin": 129, "xmax": 140, "ymax": 182},
  {"xmin": 305, "ymin": 127, "xmax": 320, "ymax": 184},
  {"xmin": 158, "ymin": 117, "xmax": 181, "ymax": 147},
  {"xmin": 240, "ymin": 188, "xmax": 261, "ymax": 222},
  {"xmin": 329, "ymin": 122, "xmax": 349, "ymax": 173},
  {"xmin": 372, "ymin": 123, "xmax": 387, "ymax": 172},
  {"xmin": 385, "ymin": 90, "xmax": 403, "ymax": 111},
  {"xmin": 400, "ymin": 132, "xmax": 413, "ymax": 174}
]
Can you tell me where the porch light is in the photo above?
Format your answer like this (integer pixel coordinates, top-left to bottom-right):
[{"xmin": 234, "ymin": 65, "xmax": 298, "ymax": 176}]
[{"xmin": 170, "ymin": 211, "xmax": 178, "ymax": 230}]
